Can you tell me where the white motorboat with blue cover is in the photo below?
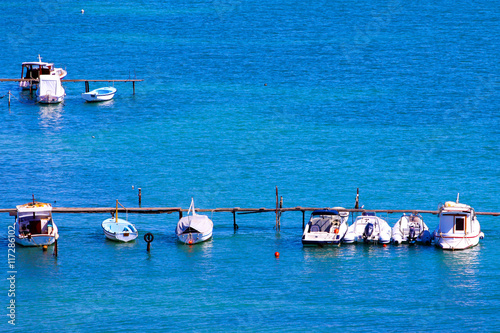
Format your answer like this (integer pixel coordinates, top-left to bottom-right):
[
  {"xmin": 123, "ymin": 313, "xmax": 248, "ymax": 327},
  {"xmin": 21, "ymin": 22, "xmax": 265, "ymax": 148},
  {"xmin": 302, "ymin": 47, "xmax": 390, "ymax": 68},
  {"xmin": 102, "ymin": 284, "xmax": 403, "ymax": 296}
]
[
  {"xmin": 82, "ymin": 86, "xmax": 117, "ymax": 102},
  {"xmin": 176, "ymin": 198, "xmax": 213, "ymax": 245},
  {"xmin": 343, "ymin": 212, "xmax": 391, "ymax": 244},
  {"xmin": 20, "ymin": 55, "xmax": 67, "ymax": 90},
  {"xmin": 302, "ymin": 209, "xmax": 349, "ymax": 246},
  {"xmin": 15, "ymin": 199, "xmax": 59, "ymax": 246},
  {"xmin": 392, "ymin": 213, "xmax": 432, "ymax": 245},
  {"xmin": 101, "ymin": 200, "xmax": 138, "ymax": 242},
  {"xmin": 432, "ymin": 198, "xmax": 484, "ymax": 250}
]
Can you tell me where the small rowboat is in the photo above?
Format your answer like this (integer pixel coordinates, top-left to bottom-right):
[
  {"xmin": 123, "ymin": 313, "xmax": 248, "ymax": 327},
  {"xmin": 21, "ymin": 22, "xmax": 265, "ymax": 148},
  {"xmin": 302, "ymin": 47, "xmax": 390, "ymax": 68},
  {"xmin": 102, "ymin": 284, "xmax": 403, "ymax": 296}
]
[
  {"xmin": 101, "ymin": 200, "xmax": 138, "ymax": 242},
  {"xmin": 82, "ymin": 86, "xmax": 116, "ymax": 102}
]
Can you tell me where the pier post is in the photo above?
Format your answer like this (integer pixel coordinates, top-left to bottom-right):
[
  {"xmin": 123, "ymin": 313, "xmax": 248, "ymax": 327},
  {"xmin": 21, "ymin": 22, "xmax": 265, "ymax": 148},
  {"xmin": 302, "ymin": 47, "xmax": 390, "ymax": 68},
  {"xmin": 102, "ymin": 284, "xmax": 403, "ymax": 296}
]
[
  {"xmin": 85, "ymin": 81, "xmax": 89, "ymax": 93},
  {"xmin": 8, "ymin": 91, "xmax": 10, "ymax": 107},
  {"xmin": 53, "ymin": 239, "xmax": 58, "ymax": 257},
  {"xmin": 275, "ymin": 186, "xmax": 279, "ymax": 231},
  {"xmin": 133, "ymin": 81, "xmax": 135, "ymax": 95},
  {"xmin": 355, "ymin": 188, "xmax": 359, "ymax": 209},
  {"xmin": 138, "ymin": 188, "xmax": 142, "ymax": 207},
  {"xmin": 302, "ymin": 210, "xmax": 305, "ymax": 230},
  {"xmin": 233, "ymin": 210, "xmax": 239, "ymax": 230}
]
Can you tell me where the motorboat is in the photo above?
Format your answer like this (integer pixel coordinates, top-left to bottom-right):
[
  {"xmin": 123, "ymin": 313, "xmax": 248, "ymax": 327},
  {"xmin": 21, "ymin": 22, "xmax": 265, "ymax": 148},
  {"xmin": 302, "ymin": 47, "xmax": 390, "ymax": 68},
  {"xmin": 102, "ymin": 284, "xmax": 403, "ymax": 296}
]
[
  {"xmin": 36, "ymin": 74, "xmax": 65, "ymax": 104},
  {"xmin": 302, "ymin": 209, "xmax": 349, "ymax": 246},
  {"xmin": 392, "ymin": 213, "xmax": 432, "ymax": 245},
  {"xmin": 101, "ymin": 200, "xmax": 138, "ymax": 242},
  {"xmin": 15, "ymin": 200, "xmax": 59, "ymax": 246},
  {"xmin": 343, "ymin": 212, "xmax": 391, "ymax": 244},
  {"xmin": 176, "ymin": 198, "xmax": 213, "ymax": 245},
  {"xmin": 20, "ymin": 55, "xmax": 67, "ymax": 90},
  {"xmin": 82, "ymin": 86, "xmax": 117, "ymax": 102},
  {"xmin": 432, "ymin": 199, "xmax": 484, "ymax": 250}
]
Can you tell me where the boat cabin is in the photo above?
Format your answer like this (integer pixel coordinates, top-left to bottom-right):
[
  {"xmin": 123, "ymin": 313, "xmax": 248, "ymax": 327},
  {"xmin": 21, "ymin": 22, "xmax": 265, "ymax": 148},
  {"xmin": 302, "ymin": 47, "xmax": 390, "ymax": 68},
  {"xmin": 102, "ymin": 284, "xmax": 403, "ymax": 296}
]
[
  {"xmin": 21, "ymin": 61, "xmax": 54, "ymax": 80},
  {"xmin": 17, "ymin": 206, "xmax": 53, "ymax": 236},
  {"xmin": 438, "ymin": 202, "xmax": 475, "ymax": 235}
]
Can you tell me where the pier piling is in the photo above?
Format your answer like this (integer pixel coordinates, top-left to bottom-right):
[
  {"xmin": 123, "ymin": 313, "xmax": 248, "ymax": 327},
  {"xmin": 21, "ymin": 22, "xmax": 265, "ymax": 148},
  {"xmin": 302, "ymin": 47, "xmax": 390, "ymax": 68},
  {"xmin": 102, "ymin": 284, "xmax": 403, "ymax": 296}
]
[{"xmin": 138, "ymin": 188, "xmax": 142, "ymax": 207}]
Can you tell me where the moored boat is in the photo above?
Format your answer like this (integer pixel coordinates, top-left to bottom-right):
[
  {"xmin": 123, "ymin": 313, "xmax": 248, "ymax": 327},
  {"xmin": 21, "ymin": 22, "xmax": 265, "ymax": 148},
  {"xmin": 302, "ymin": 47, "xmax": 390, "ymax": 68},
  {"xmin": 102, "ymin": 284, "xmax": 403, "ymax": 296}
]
[
  {"xmin": 82, "ymin": 86, "xmax": 117, "ymax": 102},
  {"xmin": 302, "ymin": 209, "xmax": 349, "ymax": 246},
  {"xmin": 343, "ymin": 212, "xmax": 391, "ymax": 244},
  {"xmin": 101, "ymin": 200, "xmax": 138, "ymax": 242},
  {"xmin": 36, "ymin": 74, "xmax": 65, "ymax": 104},
  {"xmin": 20, "ymin": 55, "xmax": 67, "ymax": 90},
  {"xmin": 392, "ymin": 213, "xmax": 432, "ymax": 245},
  {"xmin": 15, "ymin": 199, "xmax": 59, "ymax": 246},
  {"xmin": 432, "ymin": 198, "xmax": 484, "ymax": 250},
  {"xmin": 176, "ymin": 198, "xmax": 213, "ymax": 245}
]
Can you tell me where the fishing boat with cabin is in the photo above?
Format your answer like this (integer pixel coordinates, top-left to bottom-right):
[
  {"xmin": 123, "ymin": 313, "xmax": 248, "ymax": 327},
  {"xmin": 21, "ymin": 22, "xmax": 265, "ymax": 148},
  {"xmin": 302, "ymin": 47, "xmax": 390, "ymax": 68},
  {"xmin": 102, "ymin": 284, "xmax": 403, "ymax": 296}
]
[
  {"xmin": 15, "ymin": 199, "xmax": 59, "ymax": 246},
  {"xmin": 432, "ymin": 195, "xmax": 484, "ymax": 250},
  {"xmin": 20, "ymin": 55, "xmax": 67, "ymax": 90}
]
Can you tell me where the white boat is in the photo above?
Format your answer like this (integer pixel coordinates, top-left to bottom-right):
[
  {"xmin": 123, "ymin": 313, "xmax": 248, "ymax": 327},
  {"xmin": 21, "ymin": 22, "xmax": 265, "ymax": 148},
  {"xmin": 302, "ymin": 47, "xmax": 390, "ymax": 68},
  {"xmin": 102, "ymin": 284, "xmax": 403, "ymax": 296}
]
[
  {"xmin": 392, "ymin": 213, "xmax": 432, "ymax": 245},
  {"xmin": 302, "ymin": 209, "xmax": 349, "ymax": 246},
  {"xmin": 101, "ymin": 200, "xmax": 138, "ymax": 242},
  {"xmin": 82, "ymin": 87, "xmax": 117, "ymax": 102},
  {"xmin": 176, "ymin": 198, "xmax": 213, "ymax": 245},
  {"xmin": 15, "ymin": 200, "xmax": 59, "ymax": 246},
  {"xmin": 432, "ymin": 198, "xmax": 484, "ymax": 250},
  {"xmin": 36, "ymin": 74, "xmax": 65, "ymax": 104},
  {"xmin": 20, "ymin": 55, "xmax": 67, "ymax": 90},
  {"xmin": 343, "ymin": 212, "xmax": 391, "ymax": 244}
]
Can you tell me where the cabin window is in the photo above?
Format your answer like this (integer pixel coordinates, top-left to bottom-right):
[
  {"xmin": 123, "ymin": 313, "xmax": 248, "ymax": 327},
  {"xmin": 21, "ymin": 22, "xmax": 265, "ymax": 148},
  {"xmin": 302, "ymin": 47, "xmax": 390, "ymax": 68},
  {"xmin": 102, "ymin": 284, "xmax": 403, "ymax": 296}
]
[{"xmin": 455, "ymin": 217, "xmax": 465, "ymax": 231}]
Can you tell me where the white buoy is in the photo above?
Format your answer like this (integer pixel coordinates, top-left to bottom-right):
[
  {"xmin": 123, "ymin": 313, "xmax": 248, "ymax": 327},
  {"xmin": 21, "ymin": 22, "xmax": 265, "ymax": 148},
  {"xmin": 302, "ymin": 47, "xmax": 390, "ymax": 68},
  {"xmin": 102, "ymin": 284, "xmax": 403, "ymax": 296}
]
[{"xmin": 81, "ymin": 9, "xmax": 84, "ymax": 14}]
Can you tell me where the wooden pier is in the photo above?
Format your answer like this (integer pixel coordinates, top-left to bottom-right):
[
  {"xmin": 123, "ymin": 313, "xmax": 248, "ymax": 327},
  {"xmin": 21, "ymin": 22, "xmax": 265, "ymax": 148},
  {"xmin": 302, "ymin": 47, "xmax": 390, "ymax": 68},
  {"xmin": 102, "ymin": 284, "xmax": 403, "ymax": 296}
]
[
  {"xmin": 0, "ymin": 78, "xmax": 143, "ymax": 94},
  {"xmin": 1, "ymin": 206, "xmax": 498, "ymax": 231}
]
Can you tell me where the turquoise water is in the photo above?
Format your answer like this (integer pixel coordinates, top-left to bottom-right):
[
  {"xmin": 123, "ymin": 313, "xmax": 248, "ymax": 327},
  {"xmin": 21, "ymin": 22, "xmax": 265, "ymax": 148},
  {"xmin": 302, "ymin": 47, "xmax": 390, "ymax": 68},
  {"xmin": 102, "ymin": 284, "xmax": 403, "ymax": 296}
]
[{"xmin": 1, "ymin": 0, "xmax": 499, "ymax": 331}]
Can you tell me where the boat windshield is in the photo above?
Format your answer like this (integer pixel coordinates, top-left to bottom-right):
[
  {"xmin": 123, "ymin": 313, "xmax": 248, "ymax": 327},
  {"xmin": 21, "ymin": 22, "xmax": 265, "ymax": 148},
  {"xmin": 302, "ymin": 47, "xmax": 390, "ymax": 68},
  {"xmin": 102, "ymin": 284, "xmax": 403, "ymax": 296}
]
[{"xmin": 309, "ymin": 217, "xmax": 334, "ymax": 232}]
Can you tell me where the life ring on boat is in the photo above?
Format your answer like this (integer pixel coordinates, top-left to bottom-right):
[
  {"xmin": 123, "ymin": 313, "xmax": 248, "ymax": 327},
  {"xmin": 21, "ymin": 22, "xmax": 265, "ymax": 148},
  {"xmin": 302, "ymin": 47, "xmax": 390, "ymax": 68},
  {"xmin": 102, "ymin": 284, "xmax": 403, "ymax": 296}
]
[{"xmin": 144, "ymin": 232, "xmax": 154, "ymax": 243}]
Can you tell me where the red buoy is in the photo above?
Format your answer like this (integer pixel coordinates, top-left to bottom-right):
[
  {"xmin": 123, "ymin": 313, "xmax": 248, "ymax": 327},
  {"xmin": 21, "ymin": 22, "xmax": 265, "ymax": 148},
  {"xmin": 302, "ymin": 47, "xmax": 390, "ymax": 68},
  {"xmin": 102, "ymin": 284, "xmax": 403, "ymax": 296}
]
[
  {"xmin": 188, "ymin": 240, "xmax": 193, "ymax": 245},
  {"xmin": 275, "ymin": 252, "xmax": 280, "ymax": 258},
  {"xmin": 383, "ymin": 244, "xmax": 387, "ymax": 247}
]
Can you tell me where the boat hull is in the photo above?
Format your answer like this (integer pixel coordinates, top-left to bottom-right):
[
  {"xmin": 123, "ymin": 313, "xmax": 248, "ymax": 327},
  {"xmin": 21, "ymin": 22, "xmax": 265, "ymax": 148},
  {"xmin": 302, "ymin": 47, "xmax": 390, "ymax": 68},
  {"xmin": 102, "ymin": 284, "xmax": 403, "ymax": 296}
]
[
  {"xmin": 82, "ymin": 87, "xmax": 116, "ymax": 102},
  {"xmin": 102, "ymin": 218, "xmax": 138, "ymax": 243},
  {"xmin": 433, "ymin": 232, "xmax": 483, "ymax": 250},
  {"xmin": 177, "ymin": 231, "xmax": 212, "ymax": 245},
  {"xmin": 37, "ymin": 95, "xmax": 64, "ymax": 104},
  {"xmin": 15, "ymin": 234, "xmax": 56, "ymax": 247}
]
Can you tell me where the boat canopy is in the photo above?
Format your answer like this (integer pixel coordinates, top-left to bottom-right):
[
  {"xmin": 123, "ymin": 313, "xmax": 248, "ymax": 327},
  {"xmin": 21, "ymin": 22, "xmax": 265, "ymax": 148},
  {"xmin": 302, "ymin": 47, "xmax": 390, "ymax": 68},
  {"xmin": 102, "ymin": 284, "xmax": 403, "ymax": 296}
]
[
  {"xmin": 22, "ymin": 61, "xmax": 53, "ymax": 66},
  {"xmin": 311, "ymin": 209, "xmax": 339, "ymax": 216},
  {"xmin": 17, "ymin": 211, "xmax": 51, "ymax": 219},
  {"xmin": 38, "ymin": 75, "xmax": 61, "ymax": 95},
  {"xmin": 176, "ymin": 215, "xmax": 213, "ymax": 235}
]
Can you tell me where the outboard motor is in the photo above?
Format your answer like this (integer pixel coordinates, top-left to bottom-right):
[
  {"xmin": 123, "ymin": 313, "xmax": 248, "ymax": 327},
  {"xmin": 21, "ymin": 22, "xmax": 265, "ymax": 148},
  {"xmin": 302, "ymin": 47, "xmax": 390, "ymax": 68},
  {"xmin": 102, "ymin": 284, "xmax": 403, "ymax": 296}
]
[
  {"xmin": 408, "ymin": 226, "xmax": 416, "ymax": 245},
  {"xmin": 363, "ymin": 223, "xmax": 374, "ymax": 242}
]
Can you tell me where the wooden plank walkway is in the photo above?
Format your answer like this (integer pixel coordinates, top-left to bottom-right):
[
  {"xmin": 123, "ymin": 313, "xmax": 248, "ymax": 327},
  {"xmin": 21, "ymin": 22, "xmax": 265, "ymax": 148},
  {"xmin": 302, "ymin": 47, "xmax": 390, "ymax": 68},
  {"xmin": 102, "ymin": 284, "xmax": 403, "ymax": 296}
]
[{"xmin": 0, "ymin": 206, "xmax": 498, "ymax": 216}]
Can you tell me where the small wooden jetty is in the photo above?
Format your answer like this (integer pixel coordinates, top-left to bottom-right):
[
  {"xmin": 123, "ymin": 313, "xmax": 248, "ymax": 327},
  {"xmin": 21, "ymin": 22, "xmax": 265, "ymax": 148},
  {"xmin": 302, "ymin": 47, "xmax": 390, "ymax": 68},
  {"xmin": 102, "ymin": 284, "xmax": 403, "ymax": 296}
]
[
  {"xmin": 0, "ymin": 78, "xmax": 143, "ymax": 94},
  {"xmin": 1, "ymin": 206, "xmax": 498, "ymax": 231}
]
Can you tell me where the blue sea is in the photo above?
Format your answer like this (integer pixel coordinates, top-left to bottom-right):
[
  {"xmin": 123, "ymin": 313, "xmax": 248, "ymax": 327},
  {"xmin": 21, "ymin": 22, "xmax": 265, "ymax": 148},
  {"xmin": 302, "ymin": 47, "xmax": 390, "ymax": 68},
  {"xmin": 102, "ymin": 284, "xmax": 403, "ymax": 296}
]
[{"xmin": 0, "ymin": 0, "xmax": 499, "ymax": 331}]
